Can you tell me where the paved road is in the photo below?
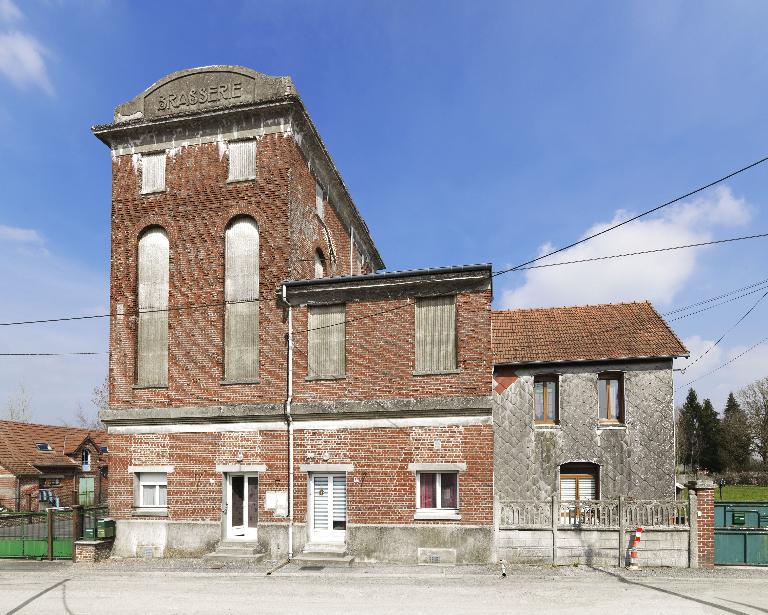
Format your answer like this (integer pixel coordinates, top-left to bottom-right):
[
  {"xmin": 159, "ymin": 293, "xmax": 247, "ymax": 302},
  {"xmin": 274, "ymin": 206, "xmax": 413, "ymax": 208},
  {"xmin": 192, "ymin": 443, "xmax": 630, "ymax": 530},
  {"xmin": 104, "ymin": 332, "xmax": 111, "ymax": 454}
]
[{"xmin": 0, "ymin": 563, "xmax": 766, "ymax": 614}]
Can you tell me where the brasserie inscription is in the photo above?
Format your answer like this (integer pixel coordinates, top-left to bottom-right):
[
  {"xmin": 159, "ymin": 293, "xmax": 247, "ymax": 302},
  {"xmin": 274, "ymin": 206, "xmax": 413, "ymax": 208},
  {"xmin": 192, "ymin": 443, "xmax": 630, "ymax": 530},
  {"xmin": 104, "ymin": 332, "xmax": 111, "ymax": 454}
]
[{"xmin": 156, "ymin": 81, "xmax": 244, "ymax": 113}]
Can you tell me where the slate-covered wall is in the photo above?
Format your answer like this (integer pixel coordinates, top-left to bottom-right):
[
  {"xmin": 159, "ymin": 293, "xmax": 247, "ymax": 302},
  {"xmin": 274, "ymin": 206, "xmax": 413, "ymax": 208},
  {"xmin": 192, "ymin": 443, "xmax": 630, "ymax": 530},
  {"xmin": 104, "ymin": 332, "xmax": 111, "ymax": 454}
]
[{"xmin": 493, "ymin": 359, "xmax": 675, "ymax": 501}]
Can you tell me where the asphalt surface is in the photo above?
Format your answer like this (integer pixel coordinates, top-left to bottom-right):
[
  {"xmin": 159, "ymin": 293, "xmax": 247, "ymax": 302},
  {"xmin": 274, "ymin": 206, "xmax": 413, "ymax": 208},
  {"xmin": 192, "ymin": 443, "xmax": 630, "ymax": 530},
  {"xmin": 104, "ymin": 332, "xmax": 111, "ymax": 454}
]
[{"xmin": 0, "ymin": 561, "xmax": 766, "ymax": 614}]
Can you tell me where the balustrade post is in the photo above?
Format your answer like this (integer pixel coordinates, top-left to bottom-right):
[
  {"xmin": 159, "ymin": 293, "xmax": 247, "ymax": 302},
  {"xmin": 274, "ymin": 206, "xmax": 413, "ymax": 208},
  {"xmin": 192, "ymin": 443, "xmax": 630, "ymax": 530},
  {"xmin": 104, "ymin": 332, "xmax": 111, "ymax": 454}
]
[
  {"xmin": 618, "ymin": 495, "xmax": 625, "ymax": 567},
  {"xmin": 551, "ymin": 495, "xmax": 559, "ymax": 565}
]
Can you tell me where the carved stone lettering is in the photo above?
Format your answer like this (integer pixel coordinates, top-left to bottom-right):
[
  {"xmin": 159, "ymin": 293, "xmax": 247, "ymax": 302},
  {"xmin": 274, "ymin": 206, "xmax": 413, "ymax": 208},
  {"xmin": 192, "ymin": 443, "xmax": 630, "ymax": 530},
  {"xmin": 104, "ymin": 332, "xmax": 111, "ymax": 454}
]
[{"xmin": 144, "ymin": 71, "xmax": 255, "ymax": 119}]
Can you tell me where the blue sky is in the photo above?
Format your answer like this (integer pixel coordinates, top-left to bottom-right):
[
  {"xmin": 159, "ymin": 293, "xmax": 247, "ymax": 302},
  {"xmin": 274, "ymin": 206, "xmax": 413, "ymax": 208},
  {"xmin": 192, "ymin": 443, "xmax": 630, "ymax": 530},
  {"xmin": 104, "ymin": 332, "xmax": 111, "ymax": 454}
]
[{"xmin": 1, "ymin": 0, "xmax": 767, "ymax": 424}]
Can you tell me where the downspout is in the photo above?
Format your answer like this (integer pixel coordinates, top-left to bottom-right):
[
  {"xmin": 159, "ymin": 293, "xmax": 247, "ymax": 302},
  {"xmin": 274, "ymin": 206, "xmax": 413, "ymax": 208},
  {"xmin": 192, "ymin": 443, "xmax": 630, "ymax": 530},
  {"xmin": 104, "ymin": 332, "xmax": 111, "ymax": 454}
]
[{"xmin": 282, "ymin": 284, "xmax": 295, "ymax": 560}]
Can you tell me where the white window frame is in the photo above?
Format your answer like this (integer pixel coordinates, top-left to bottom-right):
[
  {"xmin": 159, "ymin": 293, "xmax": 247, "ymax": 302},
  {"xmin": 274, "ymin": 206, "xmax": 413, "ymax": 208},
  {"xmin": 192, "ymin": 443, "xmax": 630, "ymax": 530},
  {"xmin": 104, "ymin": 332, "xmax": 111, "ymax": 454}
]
[
  {"xmin": 81, "ymin": 449, "xmax": 91, "ymax": 471},
  {"xmin": 138, "ymin": 472, "xmax": 167, "ymax": 509},
  {"xmin": 140, "ymin": 152, "xmax": 166, "ymax": 194},
  {"xmin": 414, "ymin": 471, "xmax": 460, "ymax": 520}
]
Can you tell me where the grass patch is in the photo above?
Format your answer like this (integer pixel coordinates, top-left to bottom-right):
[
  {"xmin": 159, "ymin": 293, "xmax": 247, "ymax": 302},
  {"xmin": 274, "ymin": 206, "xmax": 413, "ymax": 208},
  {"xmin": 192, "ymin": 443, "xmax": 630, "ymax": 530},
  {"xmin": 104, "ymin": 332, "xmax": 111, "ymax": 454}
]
[{"xmin": 715, "ymin": 485, "xmax": 768, "ymax": 501}]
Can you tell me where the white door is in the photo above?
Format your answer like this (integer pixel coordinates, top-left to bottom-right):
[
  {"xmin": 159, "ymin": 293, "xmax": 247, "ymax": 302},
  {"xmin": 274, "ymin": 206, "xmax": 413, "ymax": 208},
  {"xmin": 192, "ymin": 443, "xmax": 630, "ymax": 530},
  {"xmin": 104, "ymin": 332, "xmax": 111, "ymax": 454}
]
[
  {"xmin": 310, "ymin": 473, "xmax": 346, "ymax": 543},
  {"xmin": 227, "ymin": 473, "xmax": 258, "ymax": 540}
]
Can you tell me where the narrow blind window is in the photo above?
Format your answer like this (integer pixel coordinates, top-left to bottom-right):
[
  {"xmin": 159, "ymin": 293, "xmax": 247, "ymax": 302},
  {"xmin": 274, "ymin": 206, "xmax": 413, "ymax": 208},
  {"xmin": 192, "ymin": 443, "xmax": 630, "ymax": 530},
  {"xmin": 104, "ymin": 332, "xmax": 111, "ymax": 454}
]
[
  {"xmin": 415, "ymin": 295, "xmax": 456, "ymax": 373},
  {"xmin": 534, "ymin": 375, "xmax": 559, "ymax": 423},
  {"xmin": 308, "ymin": 304, "xmax": 345, "ymax": 378},
  {"xmin": 224, "ymin": 217, "xmax": 259, "ymax": 381},
  {"xmin": 141, "ymin": 153, "xmax": 166, "ymax": 194},
  {"xmin": 228, "ymin": 140, "xmax": 257, "ymax": 181},
  {"xmin": 315, "ymin": 182, "xmax": 325, "ymax": 219},
  {"xmin": 598, "ymin": 372, "xmax": 624, "ymax": 422},
  {"xmin": 137, "ymin": 228, "xmax": 169, "ymax": 386}
]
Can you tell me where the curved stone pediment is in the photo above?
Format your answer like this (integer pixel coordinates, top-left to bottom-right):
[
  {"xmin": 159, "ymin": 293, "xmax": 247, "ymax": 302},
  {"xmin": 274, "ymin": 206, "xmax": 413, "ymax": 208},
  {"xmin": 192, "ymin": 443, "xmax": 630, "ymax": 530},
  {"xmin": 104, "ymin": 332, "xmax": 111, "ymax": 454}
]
[{"xmin": 114, "ymin": 65, "xmax": 296, "ymax": 123}]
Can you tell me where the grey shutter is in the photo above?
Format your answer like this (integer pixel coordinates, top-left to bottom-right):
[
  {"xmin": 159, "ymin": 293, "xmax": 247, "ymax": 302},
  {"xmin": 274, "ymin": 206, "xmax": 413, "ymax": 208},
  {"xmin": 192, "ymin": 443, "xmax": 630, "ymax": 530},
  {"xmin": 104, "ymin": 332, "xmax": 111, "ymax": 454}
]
[
  {"xmin": 313, "ymin": 476, "xmax": 329, "ymax": 530},
  {"xmin": 308, "ymin": 304, "xmax": 345, "ymax": 377},
  {"xmin": 415, "ymin": 295, "xmax": 456, "ymax": 373},
  {"xmin": 578, "ymin": 477, "xmax": 596, "ymax": 501},
  {"xmin": 332, "ymin": 475, "xmax": 346, "ymax": 527},
  {"xmin": 141, "ymin": 153, "xmax": 166, "ymax": 194},
  {"xmin": 224, "ymin": 218, "xmax": 259, "ymax": 381},
  {"xmin": 137, "ymin": 228, "xmax": 169, "ymax": 386},
  {"xmin": 228, "ymin": 140, "xmax": 257, "ymax": 181},
  {"xmin": 560, "ymin": 477, "xmax": 577, "ymax": 501}
]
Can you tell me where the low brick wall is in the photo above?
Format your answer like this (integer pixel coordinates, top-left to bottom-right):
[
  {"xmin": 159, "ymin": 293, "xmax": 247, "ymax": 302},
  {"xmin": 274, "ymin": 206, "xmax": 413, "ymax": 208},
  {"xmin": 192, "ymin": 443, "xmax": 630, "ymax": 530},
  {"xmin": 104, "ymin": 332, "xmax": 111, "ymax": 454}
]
[{"xmin": 74, "ymin": 539, "xmax": 113, "ymax": 563}]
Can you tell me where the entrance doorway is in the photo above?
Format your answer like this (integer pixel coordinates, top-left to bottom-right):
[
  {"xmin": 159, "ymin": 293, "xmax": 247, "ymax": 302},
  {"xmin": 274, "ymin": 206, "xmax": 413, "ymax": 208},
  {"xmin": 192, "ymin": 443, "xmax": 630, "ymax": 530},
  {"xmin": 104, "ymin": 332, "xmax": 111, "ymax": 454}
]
[
  {"xmin": 226, "ymin": 474, "xmax": 258, "ymax": 540},
  {"xmin": 309, "ymin": 473, "xmax": 347, "ymax": 543}
]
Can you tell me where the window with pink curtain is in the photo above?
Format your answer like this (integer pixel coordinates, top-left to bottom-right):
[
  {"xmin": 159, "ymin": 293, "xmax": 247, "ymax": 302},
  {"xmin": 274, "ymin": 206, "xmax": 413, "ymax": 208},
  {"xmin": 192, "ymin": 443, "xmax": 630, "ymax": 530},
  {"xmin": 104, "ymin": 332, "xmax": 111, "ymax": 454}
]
[
  {"xmin": 419, "ymin": 473, "xmax": 436, "ymax": 508},
  {"xmin": 440, "ymin": 473, "xmax": 457, "ymax": 508}
]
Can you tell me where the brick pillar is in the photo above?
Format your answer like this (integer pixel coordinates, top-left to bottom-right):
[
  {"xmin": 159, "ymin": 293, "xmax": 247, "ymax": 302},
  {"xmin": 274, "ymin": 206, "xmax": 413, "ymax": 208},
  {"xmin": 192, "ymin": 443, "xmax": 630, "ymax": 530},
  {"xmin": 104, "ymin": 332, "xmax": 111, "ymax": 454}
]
[{"xmin": 688, "ymin": 479, "xmax": 715, "ymax": 569}]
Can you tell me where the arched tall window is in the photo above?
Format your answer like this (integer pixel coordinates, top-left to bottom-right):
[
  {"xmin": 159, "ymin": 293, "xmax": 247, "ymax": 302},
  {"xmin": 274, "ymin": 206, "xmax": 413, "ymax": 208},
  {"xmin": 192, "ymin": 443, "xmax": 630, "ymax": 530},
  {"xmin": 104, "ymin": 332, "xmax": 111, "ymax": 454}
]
[
  {"xmin": 137, "ymin": 227, "xmax": 169, "ymax": 386},
  {"xmin": 225, "ymin": 217, "xmax": 259, "ymax": 381},
  {"xmin": 314, "ymin": 249, "xmax": 326, "ymax": 279}
]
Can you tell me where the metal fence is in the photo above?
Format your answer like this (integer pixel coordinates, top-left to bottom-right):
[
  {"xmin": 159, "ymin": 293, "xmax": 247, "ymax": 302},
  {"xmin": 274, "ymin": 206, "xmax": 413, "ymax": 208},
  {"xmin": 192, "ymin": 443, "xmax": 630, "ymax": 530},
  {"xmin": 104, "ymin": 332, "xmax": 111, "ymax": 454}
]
[{"xmin": 500, "ymin": 498, "xmax": 689, "ymax": 529}]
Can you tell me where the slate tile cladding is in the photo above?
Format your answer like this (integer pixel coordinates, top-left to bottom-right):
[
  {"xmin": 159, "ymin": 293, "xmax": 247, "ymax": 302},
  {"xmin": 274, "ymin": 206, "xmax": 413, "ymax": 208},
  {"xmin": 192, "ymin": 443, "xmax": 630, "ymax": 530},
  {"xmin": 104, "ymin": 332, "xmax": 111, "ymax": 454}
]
[
  {"xmin": 492, "ymin": 302, "xmax": 688, "ymax": 365},
  {"xmin": 109, "ymin": 425, "xmax": 493, "ymax": 526},
  {"xmin": 493, "ymin": 360, "xmax": 676, "ymax": 501}
]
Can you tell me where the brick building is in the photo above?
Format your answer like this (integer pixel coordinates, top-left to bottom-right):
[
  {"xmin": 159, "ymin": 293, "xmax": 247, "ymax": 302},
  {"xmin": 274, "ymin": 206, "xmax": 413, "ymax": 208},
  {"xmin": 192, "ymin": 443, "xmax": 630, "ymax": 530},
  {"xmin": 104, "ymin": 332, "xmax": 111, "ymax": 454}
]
[
  {"xmin": 93, "ymin": 66, "xmax": 686, "ymax": 564},
  {"xmin": 0, "ymin": 421, "xmax": 107, "ymax": 512}
]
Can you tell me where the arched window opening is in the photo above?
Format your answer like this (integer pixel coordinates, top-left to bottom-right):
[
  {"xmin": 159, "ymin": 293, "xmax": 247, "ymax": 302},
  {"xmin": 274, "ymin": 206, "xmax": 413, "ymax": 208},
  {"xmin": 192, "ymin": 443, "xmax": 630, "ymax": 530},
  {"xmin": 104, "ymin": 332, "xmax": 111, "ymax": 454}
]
[
  {"xmin": 137, "ymin": 227, "xmax": 169, "ymax": 386},
  {"xmin": 314, "ymin": 249, "xmax": 326, "ymax": 279},
  {"xmin": 559, "ymin": 462, "xmax": 599, "ymax": 502},
  {"xmin": 225, "ymin": 217, "xmax": 259, "ymax": 381}
]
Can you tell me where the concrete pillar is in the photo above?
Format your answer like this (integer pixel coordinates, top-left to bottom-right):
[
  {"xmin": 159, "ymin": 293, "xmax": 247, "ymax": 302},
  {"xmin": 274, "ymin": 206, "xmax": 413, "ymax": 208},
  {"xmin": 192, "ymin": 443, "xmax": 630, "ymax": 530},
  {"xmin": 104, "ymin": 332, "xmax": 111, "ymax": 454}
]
[{"xmin": 687, "ymin": 479, "xmax": 715, "ymax": 569}]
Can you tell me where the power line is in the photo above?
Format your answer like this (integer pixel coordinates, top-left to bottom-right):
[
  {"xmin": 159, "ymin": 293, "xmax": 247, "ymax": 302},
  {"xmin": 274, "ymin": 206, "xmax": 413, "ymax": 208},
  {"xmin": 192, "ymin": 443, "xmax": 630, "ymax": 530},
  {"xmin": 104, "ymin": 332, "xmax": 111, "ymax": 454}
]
[
  {"xmin": 679, "ymin": 288, "xmax": 768, "ymax": 373},
  {"xmin": 667, "ymin": 285, "xmax": 768, "ymax": 322},
  {"xmin": 677, "ymin": 335, "xmax": 768, "ymax": 390},
  {"xmin": 510, "ymin": 233, "xmax": 768, "ymax": 272},
  {"xmin": 492, "ymin": 154, "xmax": 768, "ymax": 277},
  {"xmin": 664, "ymin": 276, "xmax": 768, "ymax": 315},
  {"xmin": 0, "ymin": 352, "xmax": 105, "ymax": 357}
]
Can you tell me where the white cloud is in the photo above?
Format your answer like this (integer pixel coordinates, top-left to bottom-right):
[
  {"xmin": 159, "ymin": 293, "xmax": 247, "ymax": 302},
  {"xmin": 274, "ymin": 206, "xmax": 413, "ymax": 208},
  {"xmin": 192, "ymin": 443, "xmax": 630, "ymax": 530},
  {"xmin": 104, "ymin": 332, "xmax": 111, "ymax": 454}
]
[
  {"xmin": 0, "ymin": 31, "xmax": 52, "ymax": 94},
  {"xmin": 500, "ymin": 187, "xmax": 751, "ymax": 309},
  {"xmin": 0, "ymin": 223, "xmax": 43, "ymax": 243},
  {"xmin": 674, "ymin": 335, "xmax": 768, "ymax": 411},
  {"xmin": 0, "ymin": 0, "xmax": 22, "ymax": 23}
]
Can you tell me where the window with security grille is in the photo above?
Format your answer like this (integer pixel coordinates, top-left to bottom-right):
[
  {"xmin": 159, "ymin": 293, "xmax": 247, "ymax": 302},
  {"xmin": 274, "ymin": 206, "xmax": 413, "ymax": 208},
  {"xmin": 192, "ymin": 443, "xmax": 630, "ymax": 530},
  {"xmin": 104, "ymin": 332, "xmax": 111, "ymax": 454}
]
[
  {"xmin": 415, "ymin": 295, "xmax": 456, "ymax": 373},
  {"xmin": 308, "ymin": 304, "xmax": 345, "ymax": 378},
  {"xmin": 228, "ymin": 140, "xmax": 257, "ymax": 181},
  {"xmin": 141, "ymin": 153, "xmax": 166, "ymax": 194}
]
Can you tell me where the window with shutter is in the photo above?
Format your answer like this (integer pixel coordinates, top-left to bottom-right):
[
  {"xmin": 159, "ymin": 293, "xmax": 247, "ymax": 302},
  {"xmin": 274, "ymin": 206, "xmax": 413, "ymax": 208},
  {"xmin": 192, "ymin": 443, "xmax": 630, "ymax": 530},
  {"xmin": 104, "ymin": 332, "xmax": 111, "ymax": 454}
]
[
  {"xmin": 559, "ymin": 463, "xmax": 599, "ymax": 501},
  {"xmin": 307, "ymin": 304, "xmax": 345, "ymax": 378},
  {"xmin": 137, "ymin": 227, "xmax": 169, "ymax": 386},
  {"xmin": 415, "ymin": 295, "xmax": 457, "ymax": 374},
  {"xmin": 227, "ymin": 140, "xmax": 257, "ymax": 181},
  {"xmin": 141, "ymin": 153, "xmax": 166, "ymax": 194},
  {"xmin": 224, "ymin": 217, "xmax": 259, "ymax": 382}
]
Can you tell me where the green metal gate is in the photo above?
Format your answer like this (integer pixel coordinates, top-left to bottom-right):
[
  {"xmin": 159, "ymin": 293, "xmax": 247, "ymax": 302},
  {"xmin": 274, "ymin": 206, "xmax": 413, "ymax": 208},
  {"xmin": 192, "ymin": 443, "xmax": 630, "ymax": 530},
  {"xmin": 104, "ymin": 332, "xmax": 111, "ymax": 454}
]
[
  {"xmin": 0, "ymin": 509, "xmax": 73, "ymax": 559},
  {"xmin": 715, "ymin": 501, "xmax": 768, "ymax": 566}
]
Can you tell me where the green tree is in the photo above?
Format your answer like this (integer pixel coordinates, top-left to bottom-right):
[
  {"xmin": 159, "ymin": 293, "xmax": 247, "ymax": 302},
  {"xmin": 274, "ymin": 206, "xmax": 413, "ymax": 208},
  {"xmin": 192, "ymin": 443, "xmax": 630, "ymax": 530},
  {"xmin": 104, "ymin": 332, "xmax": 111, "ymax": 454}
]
[
  {"xmin": 677, "ymin": 388, "xmax": 701, "ymax": 469},
  {"xmin": 720, "ymin": 392, "xmax": 752, "ymax": 470},
  {"xmin": 738, "ymin": 377, "xmax": 768, "ymax": 467},
  {"xmin": 698, "ymin": 398, "xmax": 723, "ymax": 473}
]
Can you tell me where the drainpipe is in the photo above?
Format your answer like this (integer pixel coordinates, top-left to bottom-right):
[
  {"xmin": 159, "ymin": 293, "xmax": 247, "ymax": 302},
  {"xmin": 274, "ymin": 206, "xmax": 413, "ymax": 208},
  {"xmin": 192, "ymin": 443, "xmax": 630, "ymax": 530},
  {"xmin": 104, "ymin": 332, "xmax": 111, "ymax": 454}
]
[{"xmin": 283, "ymin": 284, "xmax": 295, "ymax": 560}]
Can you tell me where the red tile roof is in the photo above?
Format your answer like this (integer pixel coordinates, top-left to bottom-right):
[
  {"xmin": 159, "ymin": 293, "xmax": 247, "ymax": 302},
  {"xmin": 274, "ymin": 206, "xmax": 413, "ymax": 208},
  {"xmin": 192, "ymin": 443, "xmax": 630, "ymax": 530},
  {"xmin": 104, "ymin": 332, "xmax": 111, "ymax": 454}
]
[
  {"xmin": 492, "ymin": 301, "xmax": 688, "ymax": 365},
  {"xmin": 0, "ymin": 421, "xmax": 106, "ymax": 476}
]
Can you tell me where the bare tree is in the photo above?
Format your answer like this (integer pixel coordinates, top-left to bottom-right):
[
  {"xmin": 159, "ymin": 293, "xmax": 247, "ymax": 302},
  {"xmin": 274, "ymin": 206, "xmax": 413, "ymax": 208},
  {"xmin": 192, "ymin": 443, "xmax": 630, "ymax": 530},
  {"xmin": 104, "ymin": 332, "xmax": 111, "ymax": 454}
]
[
  {"xmin": 4, "ymin": 384, "xmax": 33, "ymax": 423},
  {"xmin": 738, "ymin": 377, "xmax": 768, "ymax": 466},
  {"xmin": 72, "ymin": 377, "xmax": 107, "ymax": 430}
]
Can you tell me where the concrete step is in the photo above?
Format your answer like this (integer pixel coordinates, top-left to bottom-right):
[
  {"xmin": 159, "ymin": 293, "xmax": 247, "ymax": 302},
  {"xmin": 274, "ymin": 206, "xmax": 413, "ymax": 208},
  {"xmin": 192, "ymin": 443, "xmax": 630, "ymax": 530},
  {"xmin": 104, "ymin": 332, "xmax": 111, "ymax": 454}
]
[
  {"xmin": 214, "ymin": 545, "xmax": 261, "ymax": 556},
  {"xmin": 204, "ymin": 552, "xmax": 266, "ymax": 564},
  {"xmin": 293, "ymin": 552, "xmax": 354, "ymax": 567},
  {"xmin": 302, "ymin": 542, "xmax": 347, "ymax": 554}
]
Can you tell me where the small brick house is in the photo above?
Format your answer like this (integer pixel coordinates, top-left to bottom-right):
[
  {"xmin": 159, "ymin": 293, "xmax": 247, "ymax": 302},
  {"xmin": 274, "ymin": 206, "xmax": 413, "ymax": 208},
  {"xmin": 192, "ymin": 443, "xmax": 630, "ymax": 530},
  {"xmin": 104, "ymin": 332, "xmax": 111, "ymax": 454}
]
[
  {"xmin": 0, "ymin": 421, "xmax": 107, "ymax": 512},
  {"xmin": 92, "ymin": 66, "xmax": 687, "ymax": 563}
]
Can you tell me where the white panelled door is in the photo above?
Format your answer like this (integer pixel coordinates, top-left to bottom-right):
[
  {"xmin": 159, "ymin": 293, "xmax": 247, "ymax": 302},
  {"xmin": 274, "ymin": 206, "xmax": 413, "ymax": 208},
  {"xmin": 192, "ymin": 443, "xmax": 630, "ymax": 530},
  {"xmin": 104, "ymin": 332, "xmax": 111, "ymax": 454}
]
[{"xmin": 310, "ymin": 474, "xmax": 347, "ymax": 543}]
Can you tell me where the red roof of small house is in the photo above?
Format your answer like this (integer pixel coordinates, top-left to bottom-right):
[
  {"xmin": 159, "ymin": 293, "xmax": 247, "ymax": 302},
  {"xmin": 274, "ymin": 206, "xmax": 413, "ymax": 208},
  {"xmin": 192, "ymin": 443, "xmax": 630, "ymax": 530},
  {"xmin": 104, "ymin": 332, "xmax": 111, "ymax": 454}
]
[
  {"xmin": 0, "ymin": 421, "xmax": 106, "ymax": 476},
  {"xmin": 491, "ymin": 301, "xmax": 688, "ymax": 365}
]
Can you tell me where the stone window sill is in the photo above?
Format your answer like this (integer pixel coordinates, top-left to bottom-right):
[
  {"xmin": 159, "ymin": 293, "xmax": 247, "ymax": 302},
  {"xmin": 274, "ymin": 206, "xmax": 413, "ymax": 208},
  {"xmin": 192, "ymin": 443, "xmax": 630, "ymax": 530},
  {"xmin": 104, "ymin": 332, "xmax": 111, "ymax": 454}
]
[
  {"xmin": 597, "ymin": 422, "xmax": 626, "ymax": 430},
  {"xmin": 140, "ymin": 188, "xmax": 165, "ymax": 196},
  {"xmin": 534, "ymin": 423, "xmax": 561, "ymax": 430},
  {"xmin": 132, "ymin": 384, "xmax": 169, "ymax": 390},
  {"xmin": 227, "ymin": 176, "xmax": 256, "ymax": 184},
  {"xmin": 413, "ymin": 370, "xmax": 460, "ymax": 377},
  {"xmin": 220, "ymin": 379, "xmax": 260, "ymax": 386},
  {"xmin": 132, "ymin": 507, "xmax": 168, "ymax": 517},
  {"xmin": 305, "ymin": 375, "xmax": 346, "ymax": 382},
  {"xmin": 414, "ymin": 509, "xmax": 461, "ymax": 521}
]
